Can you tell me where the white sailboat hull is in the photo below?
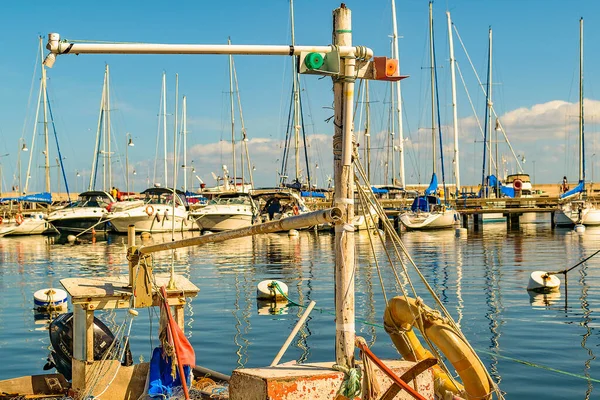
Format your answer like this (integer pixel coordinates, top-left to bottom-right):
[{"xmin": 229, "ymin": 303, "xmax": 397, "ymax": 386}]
[
  {"xmin": 0, "ymin": 213, "xmax": 51, "ymax": 236},
  {"xmin": 555, "ymin": 202, "xmax": 600, "ymax": 226},
  {"xmin": 109, "ymin": 206, "xmax": 192, "ymax": 233},
  {"xmin": 400, "ymin": 209, "xmax": 460, "ymax": 230}
]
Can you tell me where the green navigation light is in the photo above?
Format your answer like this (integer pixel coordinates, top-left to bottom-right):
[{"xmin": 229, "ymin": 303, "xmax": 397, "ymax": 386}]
[{"xmin": 304, "ymin": 52, "xmax": 324, "ymax": 70}]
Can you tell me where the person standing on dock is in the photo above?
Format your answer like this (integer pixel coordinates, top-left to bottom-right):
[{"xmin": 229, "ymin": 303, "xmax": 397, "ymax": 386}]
[{"xmin": 562, "ymin": 176, "xmax": 569, "ymax": 194}]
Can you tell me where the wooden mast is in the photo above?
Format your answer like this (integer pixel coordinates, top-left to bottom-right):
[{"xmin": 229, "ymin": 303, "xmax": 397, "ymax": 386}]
[{"xmin": 332, "ymin": 4, "xmax": 355, "ymax": 368}]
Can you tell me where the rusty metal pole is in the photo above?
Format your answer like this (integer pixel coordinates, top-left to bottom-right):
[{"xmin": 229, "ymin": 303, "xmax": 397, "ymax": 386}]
[{"xmin": 332, "ymin": 4, "xmax": 355, "ymax": 368}]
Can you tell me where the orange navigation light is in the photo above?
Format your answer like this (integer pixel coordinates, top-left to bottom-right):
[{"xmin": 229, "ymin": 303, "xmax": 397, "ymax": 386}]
[{"xmin": 374, "ymin": 57, "xmax": 399, "ymax": 80}]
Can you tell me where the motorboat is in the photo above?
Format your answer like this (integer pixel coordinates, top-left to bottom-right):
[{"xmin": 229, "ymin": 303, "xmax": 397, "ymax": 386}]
[
  {"xmin": 47, "ymin": 191, "xmax": 114, "ymax": 234},
  {"xmin": 190, "ymin": 192, "xmax": 257, "ymax": 231},
  {"xmin": 107, "ymin": 187, "xmax": 193, "ymax": 233}
]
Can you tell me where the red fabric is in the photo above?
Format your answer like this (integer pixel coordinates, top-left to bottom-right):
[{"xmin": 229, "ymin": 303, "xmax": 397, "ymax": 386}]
[{"xmin": 160, "ymin": 286, "xmax": 196, "ymax": 367}]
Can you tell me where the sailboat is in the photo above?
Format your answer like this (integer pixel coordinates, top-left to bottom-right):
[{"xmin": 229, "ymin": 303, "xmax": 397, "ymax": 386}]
[
  {"xmin": 554, "ymin": 18, "xmax": 600, "ymax": 227},
  {"xmin": 400, "ymin": 2, "xmax": 460, "ymax": 230},
  {"xmin": 3, "ymin": 38, "xmax": 62, "ymax": 236},
  {"xmin": 47, "ymin": 65, "xmax": 115, "ymax": 234},
  {"xmin": 108, "ymin": 72, "xmax": 192, "ymax": 233},
  {"xmin": 191, "ymin": 39, "xmax": 258, "ymax": 232}
]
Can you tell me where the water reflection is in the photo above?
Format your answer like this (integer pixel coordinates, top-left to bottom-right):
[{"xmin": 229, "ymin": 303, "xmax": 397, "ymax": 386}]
[
  {"xmin": 528, "ymin": 291, "xmax": 562, "ymax": 307},
  {"xmin": 3, "ymin": 222, "xmax": 600, "ymax": 398},
  {"xmin": 482, "ymin": 224, "xmax": 505, "ymax": 386},
  {"xmin": 579, "ymin": 264, "xmax": 595, "ymax": 399}
]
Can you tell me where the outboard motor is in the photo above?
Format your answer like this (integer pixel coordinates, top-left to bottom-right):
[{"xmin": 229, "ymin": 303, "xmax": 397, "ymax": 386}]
[{"xmin": 44, "ymin": 312, "xmax": 132, "ymax": 380}]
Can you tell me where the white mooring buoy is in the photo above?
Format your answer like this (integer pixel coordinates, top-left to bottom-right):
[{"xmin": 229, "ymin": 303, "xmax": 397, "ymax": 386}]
[
  {"xmin": 527, "ymin": 271, "xmax": 561, "ymax": 293},
  {"xmin": 574, "ymin": 224, "xmax": 585, "ymax": 234},
  {"xmin": 257, "ymin": 280, "xmax": 289, "ymax": 301},
  {"xmin": 288, "ymin": 229, "xmax": 299, "ymax": 237},
  {"xmin": 33, "ymin": 288, "xmax": 68, "ymax": 311}
]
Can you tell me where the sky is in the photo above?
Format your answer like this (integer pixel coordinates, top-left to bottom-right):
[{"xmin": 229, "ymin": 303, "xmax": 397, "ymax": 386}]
[{"xmin": 1, "ymin": 0, "xmax": 600, "ymax": 194}]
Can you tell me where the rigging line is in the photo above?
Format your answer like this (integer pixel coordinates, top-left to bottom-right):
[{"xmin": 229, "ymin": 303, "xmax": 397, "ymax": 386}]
[
  {"xmin": 432, "ymin": 20, "xmax": 448, "ymax": 203},
  {"xmin": 45, "ymin": 91, "xmax": 71, "ymax": 202},
  {"xmin": 453, "ymin": 24, "xmax": 519, "ymax": 174},
  {"xmin": 353, "ymin": 180, "xmax": 388, "ymax": 305},
  {"xmin": 300, "ymin": 77, "xmax": 326, "ymax": 186},
  {"xmin": 21, "ymin": 39, "xmax": 41, "ymax": 148},
  {"xmin": 280, "ymin": 86, "xmax": 294, "ymax": 183},
  {"xmin": 232, "ymin": 57, "xmax": 254, "ymax": 188},
  {"xmin": 153, "ymin": 78, "xmax": 163, "ymax": 186},
  {"xmin": 298, "ymin": 86, "xmax": 311, "ymax": 188}
]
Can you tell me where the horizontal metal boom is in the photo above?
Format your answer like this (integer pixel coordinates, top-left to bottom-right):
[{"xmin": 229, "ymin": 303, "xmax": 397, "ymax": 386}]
[
  {"xmin": 139, "ymin": 207, "xmax": 342, "ymax": 255},
  {"xmin": 46, "ymin": 33, "xmax": 372, "ymax": 58}
]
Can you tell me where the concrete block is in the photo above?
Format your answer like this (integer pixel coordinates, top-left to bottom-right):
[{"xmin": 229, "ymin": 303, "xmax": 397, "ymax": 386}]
[{"xmin": 230, "ymin": 360, "xmax": 434, "ymax": 400}]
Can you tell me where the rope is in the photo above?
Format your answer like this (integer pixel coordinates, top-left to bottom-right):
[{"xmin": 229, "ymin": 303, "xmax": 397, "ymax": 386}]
[
  {"xmin": 271, "ymin": 280, "xmax": 597, "ymax": 389},
  {"xmin": 332, "ymin": 364, "xmax": 362, "ymax": 398}
]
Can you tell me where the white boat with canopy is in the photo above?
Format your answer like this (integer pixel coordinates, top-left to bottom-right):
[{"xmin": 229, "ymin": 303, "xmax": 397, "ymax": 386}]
[
  {"xmin": 108, "ymin": 187, "xmax": 192, "ymax": 233},
  {"xmin": 191, "ymin": 192, "xmax": 257, "ymax": 231}
]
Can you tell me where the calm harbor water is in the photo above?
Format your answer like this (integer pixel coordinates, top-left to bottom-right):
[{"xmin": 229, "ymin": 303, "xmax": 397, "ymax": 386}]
[{"xmin": 0, "ymin": 215, "xmax": 599, "ymax": 399}]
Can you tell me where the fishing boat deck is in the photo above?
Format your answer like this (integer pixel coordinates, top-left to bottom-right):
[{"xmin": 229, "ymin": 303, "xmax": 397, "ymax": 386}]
[{"xmin": 60, "ymin": 274, "xmax": 199, "ymax": 311}]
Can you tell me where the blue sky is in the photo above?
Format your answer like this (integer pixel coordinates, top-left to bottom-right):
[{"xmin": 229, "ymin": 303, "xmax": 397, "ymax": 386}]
[{"xmin": 1, "ymin": 0, "xmax": 600, "ymax": 194}]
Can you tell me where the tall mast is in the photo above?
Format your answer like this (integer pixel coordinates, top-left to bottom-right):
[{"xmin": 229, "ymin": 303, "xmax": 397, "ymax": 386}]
[
  {"xmin": 365, "ymin": 80, "xmax": 371, "ymax": 182},
  {"xmin": 579, "ymin": 17, "xmax": 584, "ymax": 183},
  {"xmin": 106, "ymin": 64, "xmax": 112, "ymax": 190},
  {"xmin": 429, "ymin": 1, "xmax": 436, "ymax": 175},
  {"xmin": 162, "ymin": 72, "xmax": 168, "ymax": 186},
  {"xmin": 182, "ymin": 95, "xmax": 187, "ymax": 193},
  {"xmin": 233, "ymin": 60, "xmax": 255, "ymax": 189},
  {"xmin": 291, "ymin": 0, "xmax": 301, "ymax": 183},
  {"xmin": 25, "ymin": 39, "xmax": 44, "ymax": 194},
  {"xmin": 174, "ymin": 73, "xmax": 179, "ymax": 189},
  {"xmin": 447, "ymin": 11, "xmax": 460, "ymax": 194},
  {"xmin": 41, "ymin": 49, "xmax": 51, "ymax": 193},
  {"xmin": 89, "ymin": 67, "xmax": 106, "ymax": 191},
  {"xmin": 487, "ymin": 28, "xmax": 493, "ymax": 196},
  {"xmin": 389, "ymin": 39, "xmax": 395, "ymax": 185},
  {"xmin": 228, "ymin": 37, "xmax": 236, "ymax": 191},
  {"xmin": 391, "ymin": 0, "xmax": 405, "ymax": 187}
]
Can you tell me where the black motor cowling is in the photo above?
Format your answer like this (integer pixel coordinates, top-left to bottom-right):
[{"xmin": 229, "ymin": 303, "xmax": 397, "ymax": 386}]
[{"xmin": 44, "ymin": 312, "xmax": 132, "ymax": 380}]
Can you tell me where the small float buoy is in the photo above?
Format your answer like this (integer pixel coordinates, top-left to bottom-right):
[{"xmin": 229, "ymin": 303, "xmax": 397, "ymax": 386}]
[
  {"xmin": 257, "ymin": 280, "xmax": 288, "ymax": 301},
  {"xmin": 455, "ymin": 227, "xmax": 467, "ymax": 237},
  {"xmin": 67, "ymin": 235, "xmax": 77, "ymax": 243},
  {"xmin": 288, "ymin": 229, "xmax": 299, "ymax": 237},
  {"xmin": 529, "ymin": 290, "xmax": 562, "ymax": 307},
  {"xmin": 140, "ymin": 232, "xmax": 152, "ymax": 239},
  {"xmin": 202, "ymin": 230, "xmax": 213, "ymax": 235},
  {"xmin": 527, "ymin": 271, "xmax": 561, "ymax": 293},
  {"xmin": 574, "ymin": 224, "xmax": 585, "ymax": 234},
  {"xmin": 257, "ymin": 300, "xmax": 289, "ymax": 316},
  {"xmin": 33, "ymin": 288, "xmax": 68, "ymax": 311}
]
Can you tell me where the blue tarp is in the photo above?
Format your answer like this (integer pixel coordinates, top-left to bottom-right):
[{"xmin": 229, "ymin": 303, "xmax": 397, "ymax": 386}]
[
  {"xmin": 411, "ymin": 195, "xmax": 440, "ymax": 212},
  {"xmin": 300, "ymin": 191, "xmax": 326, "ymax": 198},
  {"xmin": 147, "ymin": 347, "xmax": 191, "ymax": 398},
  {"xmin": 0, "ymin": 192, "xmax": 52, "ymax": 204},
  {"xmin": 425, "ymin": 173, "xmax": 438, "ymax": 196},
  {"xmin": 560, "ymin": 180, "xmax": 584, "ymax": 200},
  {"xmin": 370, "ymin": 187, "xmax": 389, "ymax": 194},
  {"xmin": 484, "ymin": 175, "xmax": 515, "ymax": 198}
]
